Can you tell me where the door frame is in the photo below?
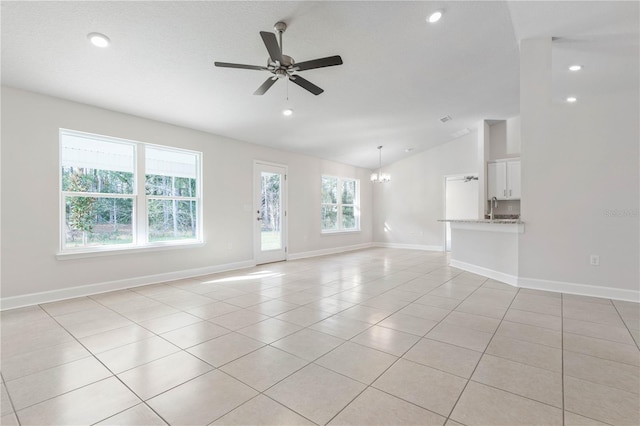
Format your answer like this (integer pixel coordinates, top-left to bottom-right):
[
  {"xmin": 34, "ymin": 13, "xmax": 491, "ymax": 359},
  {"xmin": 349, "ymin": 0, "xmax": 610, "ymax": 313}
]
[{"xmin": 253, "ymin": 160, "xmax": 288, "ymax": 264}]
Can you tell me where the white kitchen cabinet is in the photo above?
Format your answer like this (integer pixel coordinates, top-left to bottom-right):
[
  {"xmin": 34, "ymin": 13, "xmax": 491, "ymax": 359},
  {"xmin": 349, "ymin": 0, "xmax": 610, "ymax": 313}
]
[
  {"xmin": 487, "ymin": 159, "xmax": 520, "ymax": 200},
  {"xmin": 507, "ymin": 160, "xmax": 521, "ymax": 199},
  {"xmin": 487, "ymin": 162, "xmax": 506, "ymax": 200}
]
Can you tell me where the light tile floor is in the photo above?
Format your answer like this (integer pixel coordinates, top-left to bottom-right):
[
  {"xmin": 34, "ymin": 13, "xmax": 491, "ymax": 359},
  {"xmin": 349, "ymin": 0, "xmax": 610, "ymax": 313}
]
[{"xmin": 1, "ymin": 248, "xmax": 639, "ymax": 425}]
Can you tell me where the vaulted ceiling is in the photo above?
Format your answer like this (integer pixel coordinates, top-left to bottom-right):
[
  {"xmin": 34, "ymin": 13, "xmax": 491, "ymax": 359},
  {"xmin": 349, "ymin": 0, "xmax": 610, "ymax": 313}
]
[{"xmin": 2, "ymin": 1, "xmax": 637, "ymax": 169}]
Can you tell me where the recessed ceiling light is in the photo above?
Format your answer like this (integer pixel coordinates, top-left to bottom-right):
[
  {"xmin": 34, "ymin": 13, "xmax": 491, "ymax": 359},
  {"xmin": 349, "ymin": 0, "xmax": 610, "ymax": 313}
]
[
  {"xmin": 569, "ymin": 65, "xmax": 582, "ymax": 71},
  {"xmin": 566, "ymin": 96, "xmax": 577, "ymax": 103},
  {"xmin": 405, "ymin": 148, "xmax": 414, "ymax": 153},
  {"xmin": 282, "ymin": 108, "xmax": 293, "ymax": 116},
  {"xmin": 427, "ymin": 10, "xmax": 443, "ymax": 23},
  {"xmin": 87, "ymin": 32, "xmax": 110, "ymax": 48}
]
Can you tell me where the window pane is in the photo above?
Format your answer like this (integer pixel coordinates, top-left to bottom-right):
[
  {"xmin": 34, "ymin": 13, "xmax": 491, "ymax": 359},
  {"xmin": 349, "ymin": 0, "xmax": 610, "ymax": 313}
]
[
  {"xmin": 62, "ymin": 168, "xmax": 134, "ymax": 194},
  {"xmin": 321, "ymin": 177, "xmax": 338, "ymax": 204},
  {"xmin": 146, "ymin": 146, "xmax": 197, "ymax": 176},
  {"xmin": 342, "ymin": 206, "xmax": 357, "ymax": 229},
  {"xmin": 342, "ymin": 179, "xmax": 357, "ymax": 204},
  {"xmin": 61, "ymin": 133, "xmax": 134, "ymax": 173},
  {"xmin": 146, "ymin": 146, "xmax": 198, "ymax": 196},
  {"xmin": 145, "ymin": 175, "xmax": 196, "ymax": 196},
  {"xmin": 148, "ymin": 199, "xmax": 198, "ymax": 242},
  {"xmin": 64, "ymin": 196, "xmax": 133, "ymax": 247},
  {"xmin": 321, "ymin": 205, "xmax": 338, "ymax": 230}
]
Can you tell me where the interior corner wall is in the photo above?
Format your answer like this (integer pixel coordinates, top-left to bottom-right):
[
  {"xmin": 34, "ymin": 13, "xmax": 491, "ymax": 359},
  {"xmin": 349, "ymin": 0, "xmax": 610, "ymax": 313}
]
[
  {"xmin": 519, "ymin": 38, "xmax": 639, "ymax": 294},
  {"xmin": 372, "ymin": 132, "xmax": 479, "ymax": 249},
  {"xmin": 0, "ymin": 87, "xmax": 373, "ymax": 302}
]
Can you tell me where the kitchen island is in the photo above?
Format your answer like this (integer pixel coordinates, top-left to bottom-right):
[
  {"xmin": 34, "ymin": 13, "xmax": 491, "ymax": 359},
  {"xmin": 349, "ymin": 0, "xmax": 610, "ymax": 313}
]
[{"xmin": 439, "ymin": 219, "xmax": 525, "ymax": 285}]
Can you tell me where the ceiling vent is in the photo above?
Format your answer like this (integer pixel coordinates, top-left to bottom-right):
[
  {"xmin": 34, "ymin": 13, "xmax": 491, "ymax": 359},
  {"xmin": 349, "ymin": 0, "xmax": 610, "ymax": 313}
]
[{"xmin": 439, "ymin": 115, "xmax": 453, "ymax": 123}]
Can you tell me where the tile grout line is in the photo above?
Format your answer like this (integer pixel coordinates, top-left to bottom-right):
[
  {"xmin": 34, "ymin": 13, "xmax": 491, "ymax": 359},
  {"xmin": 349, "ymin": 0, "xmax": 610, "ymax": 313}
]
[
  {"xmin": 204, "ymin": 257, "xmax": 457, "ymax": 424},
  {"xmin": 323, "ymin": 272, "xmax": 490, "ymax": 425},
  {"xmin": 193, "ymin": 262, "xmax": 466, "ymax": 424},
  {"xmin": 34, "ymin": 262, "xmax": 440, "ymax": 424},
  {"xmin": 610, "ymin": 300, "xmax": 640, "ymax": 352},
  {"xmin": 33, "ymin": 305, "xmax": 174, "ymax": 426},
  {"xmin": 0, "ymin": 372, "xmax": 20, "ymax": 426},
  {"xmin": 259, "ymin": 266, "xmax": 471, "ymax": 422},
  {"xmin": 443, "ymin": 285, "xmax": 522, "ymax": 423}
]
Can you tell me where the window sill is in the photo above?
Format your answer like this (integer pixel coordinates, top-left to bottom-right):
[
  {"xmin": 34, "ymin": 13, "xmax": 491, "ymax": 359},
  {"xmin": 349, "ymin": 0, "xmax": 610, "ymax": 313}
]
[
  {"xmin": 57, "ymin": 241, "xmax": 205, "ymax": 260},
  {"xmin": 321, "ymin": 229, "xmax": 361, "ymax": 235}
]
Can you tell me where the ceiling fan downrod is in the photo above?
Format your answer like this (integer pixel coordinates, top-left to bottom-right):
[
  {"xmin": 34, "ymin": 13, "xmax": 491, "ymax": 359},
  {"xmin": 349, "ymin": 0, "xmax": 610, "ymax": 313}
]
[{"xmin": 274, "ymin": 21, "xmax": 286, "ymax": 53}]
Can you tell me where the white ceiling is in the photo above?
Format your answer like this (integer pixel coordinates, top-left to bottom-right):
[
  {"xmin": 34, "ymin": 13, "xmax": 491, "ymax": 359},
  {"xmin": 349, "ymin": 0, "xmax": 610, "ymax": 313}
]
[{"xmin": 2, "ymin": 1, "xmax": 637, "ymax": 169}]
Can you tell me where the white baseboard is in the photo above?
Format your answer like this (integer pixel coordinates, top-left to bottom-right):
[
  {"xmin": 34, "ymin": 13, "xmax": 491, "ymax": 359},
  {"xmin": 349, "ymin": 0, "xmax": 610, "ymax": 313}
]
[
  {"xmin": 449, "ymin": 259, "xmax": 518, "ymax": 286},
  {"xmin": 448, "ymin": 259, "xmax": 640, "ymax": 302},
  {"xmin": 373, "ymin": 242, "xmax": 444, "ymax": 251},
  {"xmin": 288, "ymin": 243, "xmax": 374, "ymax": 260},
  {"xmin": 0, "ymin": 259, "xmax": 256, "ymax": 311},
  {"xmin": 518, "ymin": 276, "xmax": 640, "ymax": 303}
]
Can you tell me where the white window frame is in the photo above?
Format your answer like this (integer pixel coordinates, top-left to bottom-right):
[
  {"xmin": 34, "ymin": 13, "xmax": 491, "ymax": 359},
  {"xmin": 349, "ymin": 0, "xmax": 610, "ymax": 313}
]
[
  {"xmin": 58, "ymin": 129, "xmax": 203, "ymax": 257},
  {"xmin": 321, "ymin": 175, "xmax": 360, "ymax": 234}
]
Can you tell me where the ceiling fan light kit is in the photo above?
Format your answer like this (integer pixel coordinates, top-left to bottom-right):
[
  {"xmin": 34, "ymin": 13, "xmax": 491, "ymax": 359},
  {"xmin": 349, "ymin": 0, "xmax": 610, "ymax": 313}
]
[{"xmin": 214, "ymin": 21, "xmax": 343, "ymax": 96}]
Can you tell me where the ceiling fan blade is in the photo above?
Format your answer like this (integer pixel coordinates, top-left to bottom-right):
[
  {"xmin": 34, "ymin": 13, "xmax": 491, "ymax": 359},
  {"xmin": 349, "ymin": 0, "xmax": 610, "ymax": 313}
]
[
  {"xmin": 214, "ymin": 62, "xmax": 268, "ymax": 71},
  {"xmin": 290, "ymin": 75, "xmax": 324, "ymax": 95},
  {"xmin": 253, "ymin": 77, "xmax": 278, "ymax": 95},
  {"xmin": 294, "ymin": 55, "xmax": 343, "ymax": 72},
  {"xmin": 260, "ymin": 31, "xmax": 283, "ymax": 64}
]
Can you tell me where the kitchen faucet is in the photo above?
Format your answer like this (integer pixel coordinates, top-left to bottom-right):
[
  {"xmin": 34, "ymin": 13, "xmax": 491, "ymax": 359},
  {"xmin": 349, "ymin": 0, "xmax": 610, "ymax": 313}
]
[{"xmin": 489, "ymin": 197, "xmax": 498, "ymax": 221}]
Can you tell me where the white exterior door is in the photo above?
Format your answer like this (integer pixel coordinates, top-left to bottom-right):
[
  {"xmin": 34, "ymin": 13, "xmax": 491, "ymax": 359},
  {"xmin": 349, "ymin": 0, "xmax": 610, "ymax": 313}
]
[
  {"xmin": 254, "ymin": 161, "xmax": 287, "ymax": 264},
  {"xmin": 445, "ymin": 175, "xmax": 479, "ymax": 251}
]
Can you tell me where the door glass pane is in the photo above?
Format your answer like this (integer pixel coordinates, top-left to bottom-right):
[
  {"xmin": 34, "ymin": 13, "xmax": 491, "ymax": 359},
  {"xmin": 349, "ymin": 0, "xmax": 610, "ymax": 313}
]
[{"xmin": 261, "ymin": 172, "xmax": 282, "ymax": 251}]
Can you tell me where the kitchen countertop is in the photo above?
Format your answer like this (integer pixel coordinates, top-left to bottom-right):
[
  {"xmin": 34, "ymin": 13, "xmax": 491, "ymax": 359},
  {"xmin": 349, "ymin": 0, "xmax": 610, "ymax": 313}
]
[{"xmin": 438, "ymin": 219, "xmax": 524, "ymax": 224}]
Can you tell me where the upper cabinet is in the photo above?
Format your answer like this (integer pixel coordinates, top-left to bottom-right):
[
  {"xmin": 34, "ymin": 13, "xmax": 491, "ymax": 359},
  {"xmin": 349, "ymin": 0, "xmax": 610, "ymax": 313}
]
[
  {"xmin": 487, "ymin": 159, "xmax": 520, "ymax": 200},
  {"xmin": 506, "ymin": 160, "xmax": 521, "ymax": 199}
]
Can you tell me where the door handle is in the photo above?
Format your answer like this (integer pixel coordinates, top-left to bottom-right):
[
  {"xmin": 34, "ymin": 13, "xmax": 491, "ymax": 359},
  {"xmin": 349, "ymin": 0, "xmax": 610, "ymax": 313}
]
[
  {"xmin": 256, "ymin": 217, "xmax": 262, "ymax": 221},
  {"xmin": 509, "ymin": 189, "xmax": 512, "ymax": 197},
  {"xmin": 503, "ymin": 189, "xmax": 506, "ymax": 197}
]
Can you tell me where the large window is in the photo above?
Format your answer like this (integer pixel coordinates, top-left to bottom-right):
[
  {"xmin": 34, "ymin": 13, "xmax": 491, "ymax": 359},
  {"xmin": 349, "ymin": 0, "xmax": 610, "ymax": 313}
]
[
  {"xmin": 321, "ymin": 176, "xmax": 360, "ymax": 232},
  {"xmin": 60, "ymin": 129, "xmax": 202, "ymax": 253}
]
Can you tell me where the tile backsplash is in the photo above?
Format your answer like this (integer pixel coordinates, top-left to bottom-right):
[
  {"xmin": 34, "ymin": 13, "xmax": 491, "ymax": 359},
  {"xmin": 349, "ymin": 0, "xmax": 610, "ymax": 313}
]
[{"xmin": 487, "ymin": 199, "xmax": 520, "ymax": 217}]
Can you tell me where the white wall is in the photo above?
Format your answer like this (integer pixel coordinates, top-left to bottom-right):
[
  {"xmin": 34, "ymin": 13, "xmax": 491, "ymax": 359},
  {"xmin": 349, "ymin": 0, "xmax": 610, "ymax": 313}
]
[
  {"xmin": 0, "ymin": 87, "xmax": 373, "ymax": 302},
  {"xmin": 506, "ymin": 116, "xmax": 521, "ymax": 156},
  {"xmin": 489, "ymin": 118, "xmax": 521, "ymax": 161},
  {"xmin": 519, "ymin": 38, "xmax": 639, "ymax": 295},
  {"xmin": 372, "ymin": 132, "xmax": 479, "ymax": 249},
  {"xmin": 489, "ymin": 121, "xmax": 508, "ymax": 160}
]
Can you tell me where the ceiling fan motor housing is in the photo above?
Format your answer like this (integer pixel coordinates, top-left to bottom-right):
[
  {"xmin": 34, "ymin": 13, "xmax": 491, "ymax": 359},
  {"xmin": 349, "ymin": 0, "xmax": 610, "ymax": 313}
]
[{"xmin": 269, "ymin": 54, "xmax": 295, "ymax": 68}]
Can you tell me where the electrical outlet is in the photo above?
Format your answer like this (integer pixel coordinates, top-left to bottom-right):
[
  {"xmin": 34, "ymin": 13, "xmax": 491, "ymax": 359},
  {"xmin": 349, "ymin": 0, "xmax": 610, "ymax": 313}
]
[{"xmin": 590, "ymin": 255, "xmax": 600, "ymax": 266}]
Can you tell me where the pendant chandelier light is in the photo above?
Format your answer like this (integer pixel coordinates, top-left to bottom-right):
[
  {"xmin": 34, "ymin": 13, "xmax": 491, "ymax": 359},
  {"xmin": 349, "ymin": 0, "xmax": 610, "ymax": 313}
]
[{"xmin": 370, "ymin": 145, "xmax": 391, "ymax": 183}]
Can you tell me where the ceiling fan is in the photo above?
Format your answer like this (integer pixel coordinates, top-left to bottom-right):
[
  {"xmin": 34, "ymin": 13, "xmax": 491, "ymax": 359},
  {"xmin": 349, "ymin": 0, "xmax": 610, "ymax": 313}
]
[{"xmin": 214, "ymin": 21, "xmax": 343, "ymax": 96}]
